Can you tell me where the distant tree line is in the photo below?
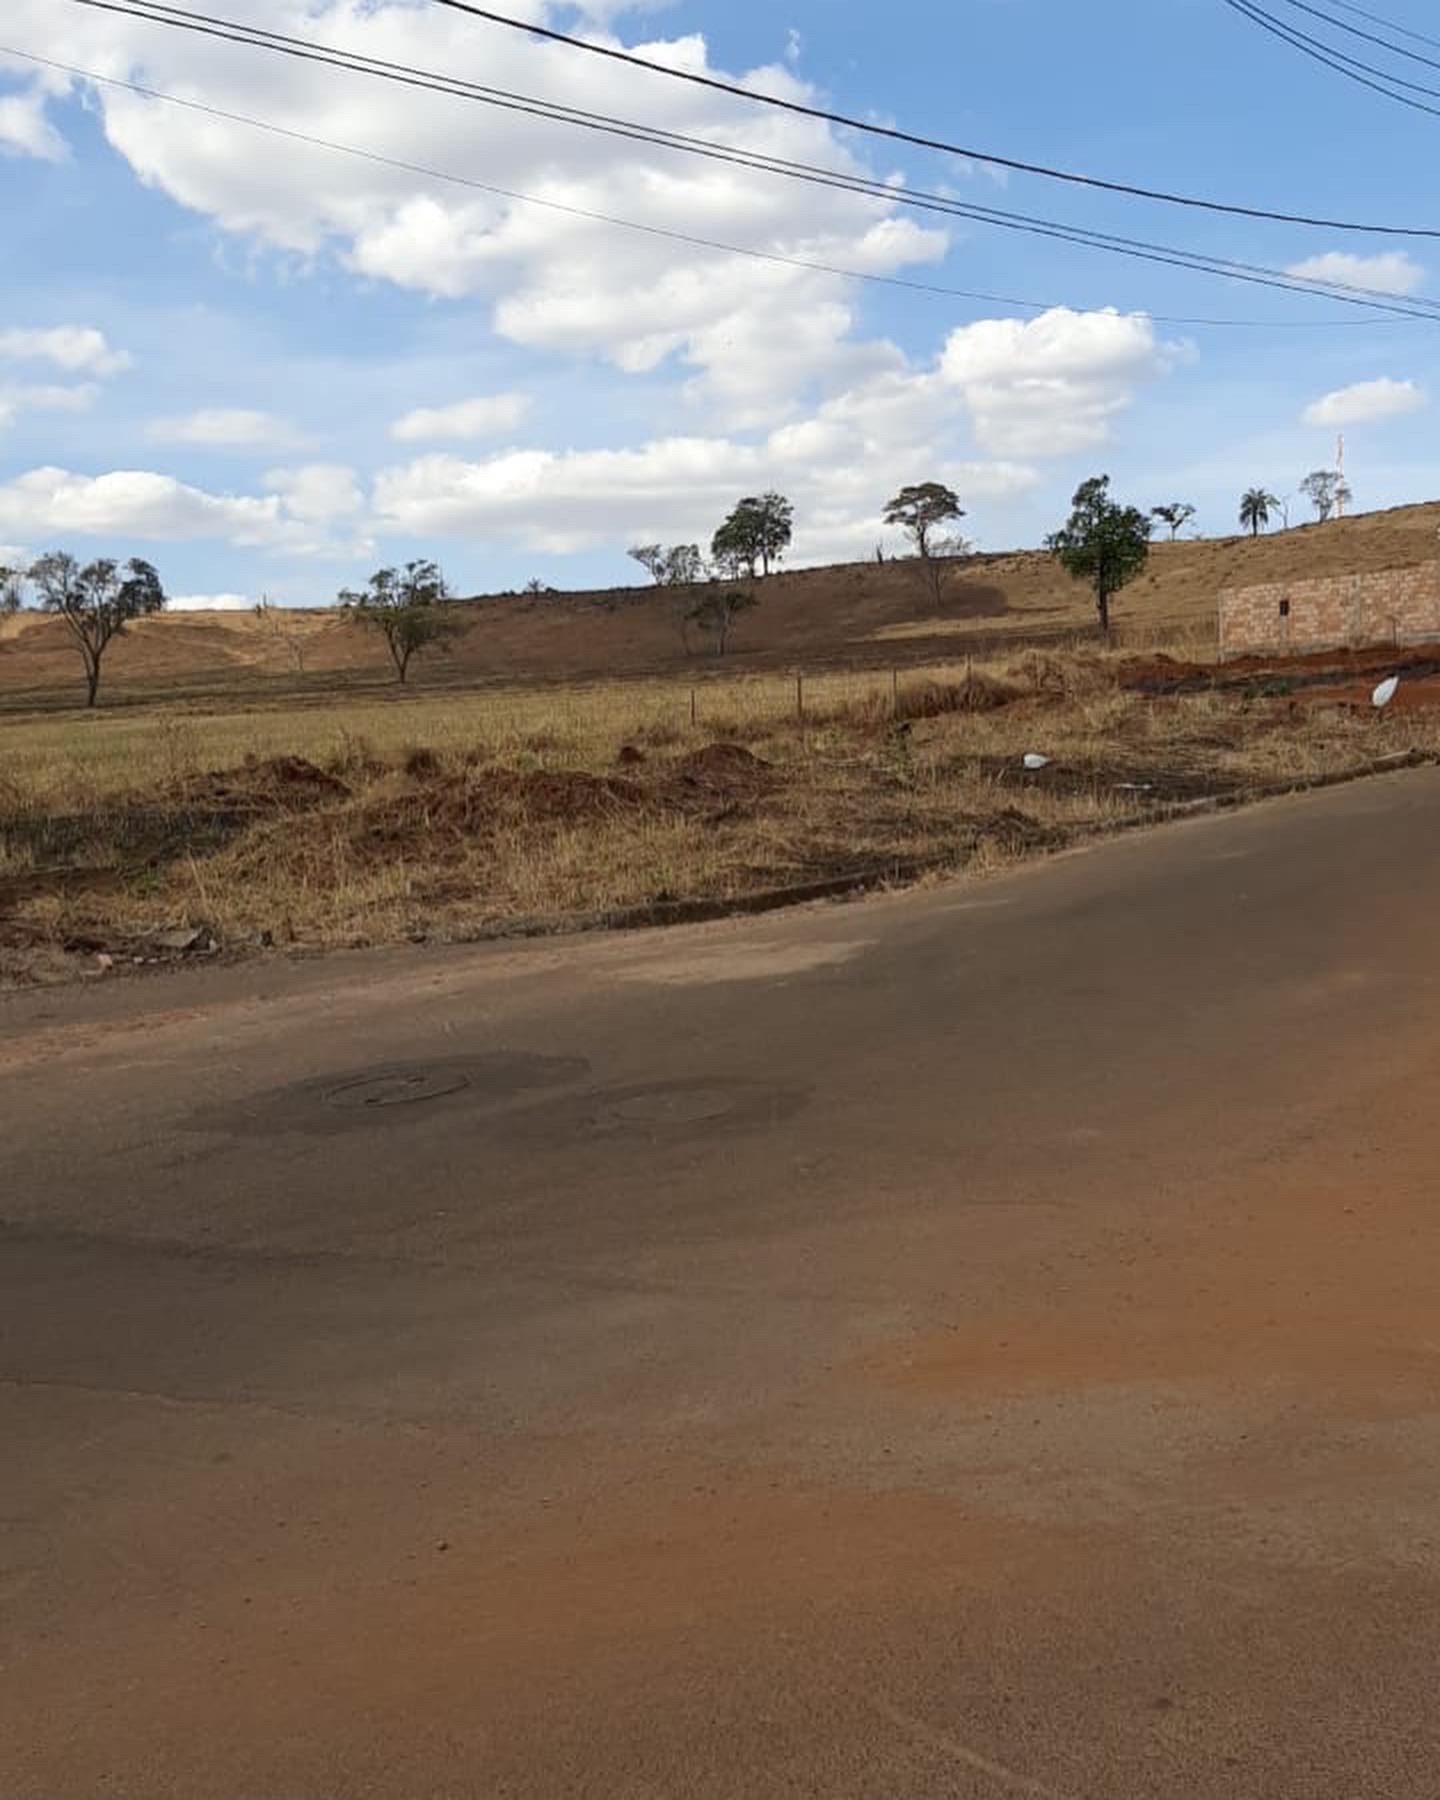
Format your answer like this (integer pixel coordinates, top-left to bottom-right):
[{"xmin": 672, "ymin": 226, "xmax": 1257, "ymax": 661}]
[{"xmin": 4, "ymin": 451, "xmax": 1365, "ymax": 700}]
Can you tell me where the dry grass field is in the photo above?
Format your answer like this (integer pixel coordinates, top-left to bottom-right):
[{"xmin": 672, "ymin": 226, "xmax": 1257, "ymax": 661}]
[
  {"xmin": 5, "ymin": 639, "xmax": 1439, "ymax": 986},
  {"xmin": 3, "ymin": 502, "xmax": 1438, "ymax": 984}
]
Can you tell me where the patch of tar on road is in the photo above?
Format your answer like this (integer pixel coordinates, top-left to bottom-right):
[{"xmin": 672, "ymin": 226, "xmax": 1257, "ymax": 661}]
[
  {"xmin": 617, "ymin": 939, "xmax": 872, "ymax": 986},
  {"xmin": 192, "ymin": 1051, "xmax": 589, "ymax": 1137},
  {"xmin": 495, "ymin": 1077, "xmax": 809, "ymax": 1146}
]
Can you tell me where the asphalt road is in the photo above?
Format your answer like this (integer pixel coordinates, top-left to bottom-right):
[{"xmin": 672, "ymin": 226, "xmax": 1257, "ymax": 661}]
[{"xmin": 5, "ymin": 772, "xmax": 1440, "ymax": 1798}]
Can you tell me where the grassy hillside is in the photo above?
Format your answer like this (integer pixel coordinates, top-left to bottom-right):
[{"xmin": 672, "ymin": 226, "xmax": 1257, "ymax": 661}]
[{"xmin": 2, "ymin": 500, "xmax": 1436, "ymax": 709}]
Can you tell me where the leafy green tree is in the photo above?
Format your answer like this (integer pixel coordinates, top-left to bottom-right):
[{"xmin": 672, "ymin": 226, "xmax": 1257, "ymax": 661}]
[
  {"xmin": 1300, "ymin": 469, "xmax": 1352, "ymax": 523},
  {"xmin": 339, "ymin": 559, "xmax": 462, "ymax": 684},
  {"xmin": 1045, "ymin": 476, "xmax": 1152, "ymax": 638},
  {"xmin": 1238, "ymin": 488, "xmax": 1280, "ymax": 537},
  {"xmin": 1150, "ymin": 501, "xmax": 1196, "ymax": 541},
  {"xmin": 883, "ymin": 482, "xmax": 965, "ymax": 559},
  {"xmin": 709, "ymin": 518, "xmax": 753, "ymax": 580},
  {"xmin": 712, "ymin": 493, "xmax": 793, "ymax": 578},
  {"xmin": 27, "ymin": 551, "xmax": 166, "ymax": 706},
  {"xmin": 689, "ymin": 585, "xmax": 757, "ymax": 656}
]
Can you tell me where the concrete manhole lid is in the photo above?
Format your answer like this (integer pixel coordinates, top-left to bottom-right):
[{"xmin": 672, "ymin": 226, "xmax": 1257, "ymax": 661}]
[
  {"xmin": 597, "ymin": 1087, "xmax": 736, "ymax": 1127},
  {"xmin": 324, "ymin": 1068, "xmax": 471, "ymax": 1110}
]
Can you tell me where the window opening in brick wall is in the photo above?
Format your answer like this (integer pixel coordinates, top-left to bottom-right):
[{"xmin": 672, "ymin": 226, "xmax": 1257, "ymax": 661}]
[{"xmin": 1279, "ymin": 598, "xmax": 1291, "ymax": 618}]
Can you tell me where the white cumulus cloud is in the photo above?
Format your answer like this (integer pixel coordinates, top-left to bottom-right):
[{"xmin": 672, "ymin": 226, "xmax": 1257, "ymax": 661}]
[
  {"xmin": 0, "ymin": 1, "xmax": 949, "ymax": 415},
  {"xmin": 389, "ymin": 393, "xmax": 532, "ymax": 443},
  {"xmin": 1285, "ymin": 251, "xmax": 1425, "ymax": 297},
  {"xmin": 168, "ymin": 592, "xmax": 256, "ymax": 610},
  {"xmin": 0, "ymin": 383, "xmax": 98, "ymax": 429},
  {"xmin": 148, "ymin": 407, "xmax": 304, "ymax": 448},
  {"xmin": 0, "ymin": 325, "xmax": 130, "ymax": 375},
  {"xmin": 0, "ymin": 88, "xmax": 67, "ymax": 160},
  {"xmin": 261, "ymin": 462, "xmax": 364, "ymax": 522},
  {"xmin": 0, "ymin": 465, "xmax": 366, "ymax": 556},
  {"xmin": 371, "ymin": 305, "xmax": 1171, "ymax": 557},
  {"xmin": 1302, "ymin": 378, "xmax": 1426, "ymax": 428},
  {"xmin": 938, "ymin": 308, "xmax": 1179, "ymax": 456},
  {"xmin": 0, "ymin": 467, "xmax": 288, "ymax": 544}
]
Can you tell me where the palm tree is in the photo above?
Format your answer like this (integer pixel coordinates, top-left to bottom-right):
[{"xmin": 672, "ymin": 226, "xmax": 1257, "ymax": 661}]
[{"xmin": 1239, "ymin": 488, "xmax": 1280, "ymax": 537}]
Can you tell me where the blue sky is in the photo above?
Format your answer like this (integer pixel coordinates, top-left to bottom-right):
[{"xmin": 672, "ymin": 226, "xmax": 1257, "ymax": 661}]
[{"xmin": 1, "ymin": 0, "xmax": 1436, "ymax": 605}]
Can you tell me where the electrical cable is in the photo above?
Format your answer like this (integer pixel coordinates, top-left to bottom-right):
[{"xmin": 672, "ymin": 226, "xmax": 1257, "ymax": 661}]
[
  {"xmin": 1240, "ymin": 0, "xmax": 1440, "ymax": 94},
  {"xmin": 50, "ymin": 0, "xmax": 1440, "ymax": 319},
  {"xmin": 1220, "ymin": 0, "xmax": 1440, "ymax": 115},
  {"xmin": 427, "ymin": 0, "xmax": 1440, "ymax": 236},
  {"xmin": 1271, "ymin": 0, "xmax": 1440, "ymax": 72},
  {"xmin": 9, "ymin": 42, "xmax": 1427, "ymax": 329}
]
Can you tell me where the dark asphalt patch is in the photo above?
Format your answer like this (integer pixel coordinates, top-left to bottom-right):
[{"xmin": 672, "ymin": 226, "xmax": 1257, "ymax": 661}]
[
  {"xmin": 324, "ymin": 1068, "xmax": 472, "ymax": 1110},
  {"xmin": 194, "ymin": 1052, "xmax": 590, "ymax": 1137}
]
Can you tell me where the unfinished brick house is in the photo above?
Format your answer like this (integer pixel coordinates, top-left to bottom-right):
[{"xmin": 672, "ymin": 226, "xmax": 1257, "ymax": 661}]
[{"xmin": 1218, "ymin": 559, "xmax": 1440, "ymax": 660}]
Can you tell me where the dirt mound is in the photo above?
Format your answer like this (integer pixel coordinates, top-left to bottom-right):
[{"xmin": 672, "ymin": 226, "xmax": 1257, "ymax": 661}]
[
  {"xmin": 833, "ymin": 674, "xmax": 1026, "ymax": 729},
  {"xmin": 494, "ymin": 769, "xmax": 648, "ymax": 820},
  {"xmin": 355, "ymin": 768, "xmax": 649, "ymax": 852},
  {"xmin": 181, "ymin": 755, "xmax": 351, "ymax": 810},
  {"xmin": 667, "ymin": 744, "xmax": 778, "ymax": 797}
]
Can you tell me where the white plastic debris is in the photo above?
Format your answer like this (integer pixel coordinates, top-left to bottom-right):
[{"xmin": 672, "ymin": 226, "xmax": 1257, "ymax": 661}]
[
  {"xmin": 1372, "ymin": 675, "xmax": 1400, "ymax": 710},
  {"xmin": 1022, "ymin": 753, "xmax": 1051, "ymax": 771}
]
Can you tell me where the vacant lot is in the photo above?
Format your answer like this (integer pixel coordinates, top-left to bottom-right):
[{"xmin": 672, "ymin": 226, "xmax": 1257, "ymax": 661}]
[{"xmin": 4, "ymin": 642, "xmax": 1435, "ymax": 985}]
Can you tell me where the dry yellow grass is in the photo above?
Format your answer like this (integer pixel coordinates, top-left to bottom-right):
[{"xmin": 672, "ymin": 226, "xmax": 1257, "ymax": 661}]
[
  {"xmin": 4, "ymin": 641, "xmax": 1434, "ymax": 986},
  {"xmin": 0, "ymin": 662, "xmax": 1027, "ymax": 808}
]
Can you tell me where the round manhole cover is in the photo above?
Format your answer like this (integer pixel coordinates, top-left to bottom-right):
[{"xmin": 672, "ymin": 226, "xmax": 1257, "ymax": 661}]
[
  {"xmin": 324, "ymin": 1068, "xmax": 471, "ymax": 1110},
  {"xmin": 599, "ymin": 1087, "xmax": 736, "ymax": 1127}
]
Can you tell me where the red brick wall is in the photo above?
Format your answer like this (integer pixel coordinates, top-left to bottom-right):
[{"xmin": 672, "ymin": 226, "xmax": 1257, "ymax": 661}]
[{"xmin": 1218, "ymin": 562, "xmax": 1440, "ymax": 659}]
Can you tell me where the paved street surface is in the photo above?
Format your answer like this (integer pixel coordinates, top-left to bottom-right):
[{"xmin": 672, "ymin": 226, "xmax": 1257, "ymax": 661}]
[{"xmin": 5, "ymin": 772, "xmax": 1440, "ymax": 1798}]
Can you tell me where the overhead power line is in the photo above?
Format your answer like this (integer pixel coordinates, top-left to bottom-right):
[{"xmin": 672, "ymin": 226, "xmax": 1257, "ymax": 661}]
[
  {"xmin": 427, "ymin": 0, "xmax": 1440, "ymax": 237},
  {"xmin": 51, "ymin": 0, "xmax": 1440, "ymax": 320},
  {"xmin": 1323, "ymin": 0, "xmax": 1440, "ymax": 51},
  {"xmin": 1221, "ymin": 0, "xmax": 1440, "ymax": 115},
  {"xmin": 1271, "ymin": 0, "xmax": 1440, "ymax": 67},
  {"xmin": 9, "ymin": 42, "xmax": 1422, "ymax": 331}
]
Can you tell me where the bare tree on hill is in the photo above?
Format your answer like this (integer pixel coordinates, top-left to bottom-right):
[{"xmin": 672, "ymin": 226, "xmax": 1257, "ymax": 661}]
[
  {"xmin": 689, "ymin": 585, "xmax": 757, "ymax": 656},
  {"xmin": 1151, "ymin": 502, "xmax": 1196, "ymax": 541},
  {"xmin": 1300, "ymin": 469, "xmax": 1352, "ymax": 523},
  {"xmin": 255, "ymin": 597, "xmax": 309, "ymax": 675}
]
